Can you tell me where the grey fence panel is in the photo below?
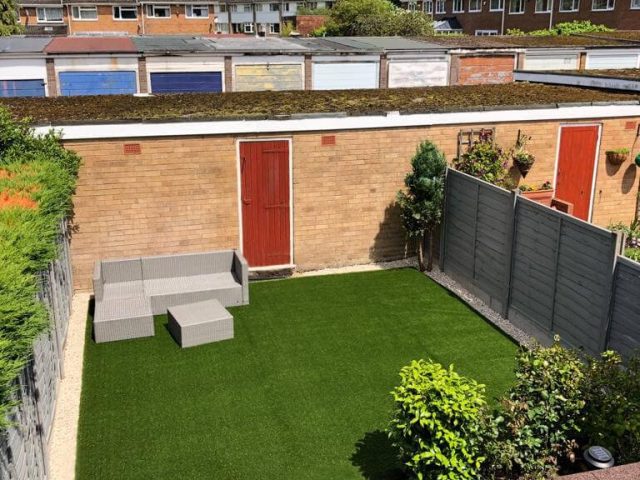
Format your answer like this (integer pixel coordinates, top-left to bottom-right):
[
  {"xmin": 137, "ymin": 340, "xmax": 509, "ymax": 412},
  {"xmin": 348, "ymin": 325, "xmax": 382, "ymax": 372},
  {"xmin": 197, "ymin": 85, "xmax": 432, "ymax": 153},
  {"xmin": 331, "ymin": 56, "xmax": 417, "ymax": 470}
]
[
  {"xmin": 608, "ymin": 257, "xmax": 640, "ymax": 358},
  {"xmin": 443, "ymin": 169, "xmax": 514, "ymax": 315},
  {"xmin": 0, "ymin": 220, "xmax": 72, "ymax": 480}
]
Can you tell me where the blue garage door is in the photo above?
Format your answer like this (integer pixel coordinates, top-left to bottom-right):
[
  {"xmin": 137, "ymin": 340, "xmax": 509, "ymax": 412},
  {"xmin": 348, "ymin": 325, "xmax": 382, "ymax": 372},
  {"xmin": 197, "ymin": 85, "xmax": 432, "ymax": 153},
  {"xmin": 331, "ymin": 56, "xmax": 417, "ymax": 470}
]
[
  {"xmin": 0, "ymin": 79, "xmax": 45, "ymax": 97},
  {"xmin": 150, "ymin": 72, "xmax": 223, "ymax": 93},
  {"xmin": 59, "ymin": 71, "xmax": 137, "ymax": 96}
]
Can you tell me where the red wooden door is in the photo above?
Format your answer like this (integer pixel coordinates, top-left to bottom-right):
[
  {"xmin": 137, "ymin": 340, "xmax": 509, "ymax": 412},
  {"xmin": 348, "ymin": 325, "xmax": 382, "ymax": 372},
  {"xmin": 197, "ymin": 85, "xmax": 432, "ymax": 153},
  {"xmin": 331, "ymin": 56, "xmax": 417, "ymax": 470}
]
[
  {"xmin": 240, "ymin": 140, "xmax": 290, "ymax": 267},
  {"xmin": 555, "ymin": 126, "xmax": 599, "ymax": 221}
]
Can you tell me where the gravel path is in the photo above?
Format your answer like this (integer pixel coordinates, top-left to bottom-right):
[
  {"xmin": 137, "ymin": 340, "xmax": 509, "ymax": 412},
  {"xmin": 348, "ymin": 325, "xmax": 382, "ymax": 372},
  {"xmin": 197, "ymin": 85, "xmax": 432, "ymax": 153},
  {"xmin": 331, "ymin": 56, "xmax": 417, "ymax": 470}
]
[{"xmin": 49, "ymin": 292, "xmax": 90, "ymax": 480}]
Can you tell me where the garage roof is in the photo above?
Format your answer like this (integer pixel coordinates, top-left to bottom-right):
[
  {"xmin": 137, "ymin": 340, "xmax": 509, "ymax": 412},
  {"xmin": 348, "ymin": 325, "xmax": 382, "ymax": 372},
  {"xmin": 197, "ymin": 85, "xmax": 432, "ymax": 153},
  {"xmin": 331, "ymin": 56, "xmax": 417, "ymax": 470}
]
[{"xmin": 44, "ymin": 37, "xmax": 137, "ymax": 54}]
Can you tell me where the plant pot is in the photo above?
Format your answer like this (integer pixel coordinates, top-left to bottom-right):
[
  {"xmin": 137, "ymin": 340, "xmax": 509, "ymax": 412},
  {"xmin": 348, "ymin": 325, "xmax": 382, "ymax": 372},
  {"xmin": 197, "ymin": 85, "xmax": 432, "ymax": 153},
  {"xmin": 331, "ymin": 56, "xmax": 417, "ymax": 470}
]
[
  {"xmin": 522, "ymin": 189, "xmax": 554, "ymax": 207},
  {"xmin": 514, "ymin": 155, "xmax": 535, "ymax": 178},
  {"xmin": 606, "ymin": 151, "xmax": 628, "ymax": 165}
]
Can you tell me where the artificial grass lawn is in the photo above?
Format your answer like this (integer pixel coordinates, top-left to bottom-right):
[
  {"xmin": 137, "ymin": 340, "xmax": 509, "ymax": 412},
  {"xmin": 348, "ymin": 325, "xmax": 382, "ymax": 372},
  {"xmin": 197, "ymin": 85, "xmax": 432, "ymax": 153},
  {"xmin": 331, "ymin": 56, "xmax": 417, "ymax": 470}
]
[{"xmin": 77, "ymin": 268, "xmax": 517, "ymax": 480}]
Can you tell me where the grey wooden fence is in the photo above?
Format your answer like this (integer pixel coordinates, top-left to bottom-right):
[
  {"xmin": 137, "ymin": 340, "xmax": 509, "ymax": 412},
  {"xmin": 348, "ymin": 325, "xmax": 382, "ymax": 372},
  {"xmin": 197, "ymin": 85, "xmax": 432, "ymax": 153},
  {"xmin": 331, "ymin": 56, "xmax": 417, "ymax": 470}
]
[
  {"xmin": 442, "ymin": 169, "xmax": 638, "ymax": 358},
  {"xmin": 0, "ymin": 220, "xmax": 73, "ymax": 480}
]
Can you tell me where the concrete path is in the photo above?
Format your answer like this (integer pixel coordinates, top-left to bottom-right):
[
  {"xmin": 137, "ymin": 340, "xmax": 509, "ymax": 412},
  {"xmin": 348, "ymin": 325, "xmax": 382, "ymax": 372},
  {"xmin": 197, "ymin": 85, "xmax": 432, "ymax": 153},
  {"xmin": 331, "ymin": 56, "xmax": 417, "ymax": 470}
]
[{"xmin": 48, "ymin": 292, "xmax": 90, "ymax": 480}]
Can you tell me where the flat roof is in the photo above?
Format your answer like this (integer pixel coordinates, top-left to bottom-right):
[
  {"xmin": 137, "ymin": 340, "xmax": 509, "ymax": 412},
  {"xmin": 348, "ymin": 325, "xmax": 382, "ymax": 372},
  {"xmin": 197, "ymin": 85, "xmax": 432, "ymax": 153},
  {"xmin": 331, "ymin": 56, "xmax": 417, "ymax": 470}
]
[
  {"xmin": 132, "ymin": 36, "xmax": 219, "ymax": 53},
  {"xmin": 45, "ymin": 37, "xmax": 137, "ymax": 54},
  {"xmin": 0, "ymin": 36, "xmax": 53, "ymax": 54},
  {"xmin": 426, "ymin": 34, "xmax": 632, "ymax": 49},
  {"xmin": 1, "ymin": 84, "xmax": 638, "ymax": 125},
  {"xmin": 515, "ymin": 69, "xmax": 640, "ymax": 92}
]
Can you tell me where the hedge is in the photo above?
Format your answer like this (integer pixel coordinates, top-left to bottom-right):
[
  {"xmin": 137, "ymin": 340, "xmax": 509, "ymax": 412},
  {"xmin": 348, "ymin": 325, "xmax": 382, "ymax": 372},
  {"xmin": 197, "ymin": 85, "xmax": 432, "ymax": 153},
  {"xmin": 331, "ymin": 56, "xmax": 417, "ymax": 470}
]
[{"xmin": 0, "ymin": 107, "xmax": 80, "ymax": 428}]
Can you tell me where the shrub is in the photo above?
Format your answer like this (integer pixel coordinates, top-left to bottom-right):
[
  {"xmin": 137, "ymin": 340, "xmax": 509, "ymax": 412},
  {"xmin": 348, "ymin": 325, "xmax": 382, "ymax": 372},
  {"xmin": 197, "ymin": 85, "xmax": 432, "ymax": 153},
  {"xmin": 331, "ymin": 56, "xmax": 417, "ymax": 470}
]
[
  {"xmin": 609, "ymin": 219, "xmax": 640, "ymax": 249},
  {"xmin": 486, "ymin": 338, "xmax": 585, "ymax": 479},
  {"xmin": 581, "ymin": 351, "xmax": 640, "ymax": 464},
  {"xmin": 507, "ymin": 20, "xmax": 613, "ymax": 36},
  {"xmin": 388, "ymin": 359, "xmax": 488, "ymax": 480},
  {"xmin": 453, "ymin": 138, "xmax": 508, "ymax": 186}
]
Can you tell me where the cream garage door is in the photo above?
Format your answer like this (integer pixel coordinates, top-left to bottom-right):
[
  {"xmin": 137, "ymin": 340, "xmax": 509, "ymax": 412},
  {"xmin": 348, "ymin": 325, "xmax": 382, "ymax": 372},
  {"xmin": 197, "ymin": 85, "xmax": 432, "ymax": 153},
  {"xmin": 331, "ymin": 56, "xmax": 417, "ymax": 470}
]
[
  {"xmin": 234, "ymin": 64, "xmax": 303, "ymax": 92},
  {"xmin": 388, "ymin": 59, "xmax": 448, "ymax": 88},
  {"xmin": 524, "ymin": 54, "xmax": 579, "ymax": 71},
  {"xmin": 586, "ymin": 53, "xmax": 639, "ymax": 70}
]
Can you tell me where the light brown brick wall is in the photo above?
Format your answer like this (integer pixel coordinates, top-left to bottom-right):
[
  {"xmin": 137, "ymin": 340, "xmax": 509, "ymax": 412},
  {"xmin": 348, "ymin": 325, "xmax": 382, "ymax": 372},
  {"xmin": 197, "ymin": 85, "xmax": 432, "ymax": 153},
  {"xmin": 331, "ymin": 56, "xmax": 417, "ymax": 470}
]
[
  {"xmin": 143, "ymin": 5, "xmax": 214, "ymax": 34},
  {"xmin": 65, "ymin": 117, "xmax": 640, "ymax": 290},
  {"xmin": 457, "ymin": 55, "xmax": 516, "ymax": 86},
  {"xmin": 68, "ymin": 5, "xmax": 140, "ymax": 34}
]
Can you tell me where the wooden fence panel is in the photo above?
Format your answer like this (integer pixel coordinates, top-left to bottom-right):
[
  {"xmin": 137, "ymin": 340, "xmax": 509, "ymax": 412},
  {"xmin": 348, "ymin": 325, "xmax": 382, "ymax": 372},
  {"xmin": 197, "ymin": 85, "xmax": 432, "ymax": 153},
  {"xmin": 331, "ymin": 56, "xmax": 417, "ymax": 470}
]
[{"xmin": 608, "ymin": 257, "xmax": 640, "ymax": 358}]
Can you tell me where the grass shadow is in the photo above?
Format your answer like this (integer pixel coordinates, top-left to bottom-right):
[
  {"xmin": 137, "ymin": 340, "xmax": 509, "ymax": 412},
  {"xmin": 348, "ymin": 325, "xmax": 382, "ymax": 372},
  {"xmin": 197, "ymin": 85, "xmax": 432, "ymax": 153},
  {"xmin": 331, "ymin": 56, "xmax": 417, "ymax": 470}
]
[{"xmin": 350, "ymin": 430, "xmax": 406, "ymax": 480}]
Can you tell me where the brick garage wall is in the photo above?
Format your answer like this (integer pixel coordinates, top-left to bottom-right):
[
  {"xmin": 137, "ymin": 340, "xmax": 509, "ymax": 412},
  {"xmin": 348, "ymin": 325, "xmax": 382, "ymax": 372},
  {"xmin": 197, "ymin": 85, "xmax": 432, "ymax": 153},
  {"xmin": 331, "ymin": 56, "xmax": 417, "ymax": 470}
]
[
  {"xmin": 295, "ymin": 15, "xmax": 327, "ymax": 36},
  {"xmin": 455, "ymin": 55, "xmax": 516, "ymax": 85},
  {"xmin": 65, "ymin": 117, "xmax": 640, "ymax": 290}
]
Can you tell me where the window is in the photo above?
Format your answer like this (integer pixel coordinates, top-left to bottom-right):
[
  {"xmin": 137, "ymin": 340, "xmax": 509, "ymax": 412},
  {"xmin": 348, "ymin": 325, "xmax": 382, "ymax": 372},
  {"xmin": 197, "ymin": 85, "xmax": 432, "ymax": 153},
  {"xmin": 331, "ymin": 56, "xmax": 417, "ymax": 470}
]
[
  {"xmin": 592, "ymin": 0, "xmax": 614, "ymax": 9},
  {"xmin": 113, "ymin": 5, "xmax": 138, "ymax": 19},
  {"xmin": 255, "ymin": 3, "xmax": 264, "ymax": 10},
  {"xmin": 215, "ymin": 22, "xmax": 229, "ymax": 32},
  {"xmin": 36, "ymin": 7, "xmax": 63, "ymax": 22},
  {"xmin": 453, "ymin": 0, "xmax": 464, "ymax": 12},
  {"xmin": 509, "ymin": 0, "xmax": 524, "ymax": 13},
  {"xmin": 71, "ymin": 5, "xmax": 97, "ymax": 20},
  {"xmin": 408, "ymin": 1, "xmax": 417, "ymax": 10},
  {"xmin": 146, "ymin": 4, "xmax": 171, "ymax": 17},
  {"xmin": 243, "ymin": 22, "xmax": 254, "ymax": 32},
  {"xmin": 242, "ymin": 4, "xmax": 252, "ymax": 11},
  {"xmin": 216, "ymin": 3, "xmax": 227, "ymax": 12},
  {"xmin": 632, "ymin": 0, "xmax": 640, "ymax": 8},
  {"xmin": 270, "ymin": 3, "xmax": 280, "ymax": 10},
  {"xmin": 436, "ymin": 0, "xmax": 445, "ymax": 12},
  {"xmin": 559, "ymin": 0, "xmax": 579, "ymax": 10},
  {"xmin": 307, "ymin": 1, "xmax": 318, "ymax": 8},
  {"xmin": 424, "ymin": 0, "xmax": 433, "ymax": 12},
  {"xmin": 476, "ymin": 29, "xmax": 498, "ymax": 35},
  {"xmin": 269, "ymin": 22, "xmax": 280, "ymax": 33},
  {"xmin": 469, "ymin": 0, "xmax": 481, "ymax": 10},
  {"xmin": 186, "ymin": 4, "xmax": 209, "ymax": 17},
  {"xmin": 490, "ymin": 0, "xmax": 504, "ymax": 9},
  {"xmin": 535, "ymin": 0, "xmax": 551, "ymax": 10}
]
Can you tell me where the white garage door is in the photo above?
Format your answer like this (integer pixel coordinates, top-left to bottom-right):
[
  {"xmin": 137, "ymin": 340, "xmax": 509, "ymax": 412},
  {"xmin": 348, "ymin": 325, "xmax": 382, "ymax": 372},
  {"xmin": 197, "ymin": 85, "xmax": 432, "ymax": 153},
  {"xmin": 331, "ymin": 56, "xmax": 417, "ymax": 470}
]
[
  {"xmin": 312, "ymin": 62, "xmax": 378, "ymax": 90},
  {"xmin": 388, "ymin": 59, "xmax": 448, "ymax": 87},
  {"xmin": 586, "ymin": 53, "xmax": 639, "ymax": 70},
  {"xmin": 524, "ymin": 54, "xmax": 579, "ymax": 71}
]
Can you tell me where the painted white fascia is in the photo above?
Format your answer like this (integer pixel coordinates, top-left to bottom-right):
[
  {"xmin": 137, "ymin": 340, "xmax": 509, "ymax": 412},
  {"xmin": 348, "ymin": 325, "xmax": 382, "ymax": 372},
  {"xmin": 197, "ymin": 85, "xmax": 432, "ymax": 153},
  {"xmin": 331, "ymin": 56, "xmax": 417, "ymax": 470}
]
[{"xmin": 34, "ymin": 104, "xmax": 640, "ymax": 140}]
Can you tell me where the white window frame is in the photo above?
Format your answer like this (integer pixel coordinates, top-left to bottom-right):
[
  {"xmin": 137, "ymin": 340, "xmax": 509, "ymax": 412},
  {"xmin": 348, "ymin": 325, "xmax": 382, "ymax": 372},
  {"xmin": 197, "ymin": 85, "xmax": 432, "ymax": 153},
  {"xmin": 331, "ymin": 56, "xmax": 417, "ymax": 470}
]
[
  {"xmin": 475, "ymin": 29, "xmax": 498, "ymax": 35},
  {"xmin": 146, "ymin": 4, "xmax": 171, "ymax": 17},
  {"xmin": 468, "ymin": 0, "xmax": 481, "ymax": 11},
  {"xmin": 36, "ymin": 6, "xmax": 64, "ymax": 23},
  {"xmin": 71, "ymin": 5, "xmax": 98, "ymax": 20},
  {"xmin": 255, "ymin": 3, "xmax": 263, "ymax": 10},
  {"xmin": 453, "ymin": 0, "xmax": 464, "ymax": 12},
  {"xmin": 423, "ymin": 0, "xmax": 433, "ymax": 12},
  {"xmin": 408, "ymin": 1, "xmax": 417, "ymax": 10},
  {"xmin": 559, "ymin": 0, "xmax": 579, "ymax": 10},
  {"xmin": 490, "ymin": 0, "xmax": 504, "ymax": 10},
  {"xmin": 112, "ymin": 5, "xmax": 138, "ymax": 20},
  {"xmin": 591, "ymin": 0, "xmax": 614, "ymax": 10},
  {"xmin": 185, "ymin": 4, "xmax": 209, "ymax": 17},
  {"xmin": 269, "ymin": 22, "xmax": 280, "ymax": 33},
  {"xmin": 436, "ymin": 0, "xmax": 446, "ymax": 12},
  {"xmin": 509, "ymin": 0, "xmax": 525, "ymax": 13},
  {"xmin": 243, "ymin": 22, "xmax": 254, "ymax": 33},
  {"xmin": 632, "ymin": 0, "xmax": 640, "ymax": 8},
  {"xmin": 215, "ymin": 21, "xmax": 229, "ymax": 32},
  {"xmin": 269, "ymin": 3, "xmax": 280, "ymax": 10},
  {"xmin": 535, "ymin": 0, "xmax": 552, "ymax": 11}
]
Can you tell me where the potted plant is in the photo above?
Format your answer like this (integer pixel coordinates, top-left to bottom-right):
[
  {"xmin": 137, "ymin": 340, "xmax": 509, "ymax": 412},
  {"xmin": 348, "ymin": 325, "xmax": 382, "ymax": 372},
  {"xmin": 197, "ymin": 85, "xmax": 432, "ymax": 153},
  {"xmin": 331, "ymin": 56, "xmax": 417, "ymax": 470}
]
[
  {"xmin": 512, "ymin": 131, "xmax": 535, "ymax": 177},
  {"xmin": 519, "ymin": 181, "xmax": 554, "ymax": 206},
  {"xmin": 606, "ymin": 148, "xmax": 630, "ymax": 165}
]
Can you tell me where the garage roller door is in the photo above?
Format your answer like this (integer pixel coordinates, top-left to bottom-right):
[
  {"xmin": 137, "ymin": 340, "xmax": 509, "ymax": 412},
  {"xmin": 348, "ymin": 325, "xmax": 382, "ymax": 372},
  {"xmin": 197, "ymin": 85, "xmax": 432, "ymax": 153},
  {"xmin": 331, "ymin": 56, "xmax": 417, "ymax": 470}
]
[
  {"xmin": 586, "ymin": 53, "xmax": 639, "ymax": 70},
  {"xmin": 0, "ymin": 79, "xmax": 45, "ymax": 97},
  {"xmin": 59, "ymin": 71, "xmax": 137, "ymax": 96},
  {"xmin": 388, "ymin": 60, "xmax": 448, "ymax": 88},
  {"xmin": 150, "ymin": 72, "xmax": 223, "ymax": 93},
  {"xmin": 312, "ymin": 62, "xmax": 378, "ymax": 90},
  {"xmin": 234, "ymin": 64, "xmax": 302, "ymax": 92}
]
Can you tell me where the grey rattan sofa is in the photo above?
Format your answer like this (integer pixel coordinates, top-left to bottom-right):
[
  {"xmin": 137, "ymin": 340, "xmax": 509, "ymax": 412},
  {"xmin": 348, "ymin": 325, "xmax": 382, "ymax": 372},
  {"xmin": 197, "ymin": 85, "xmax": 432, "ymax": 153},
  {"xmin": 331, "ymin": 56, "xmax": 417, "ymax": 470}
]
[{"xmin": 93, "ymin": 250, "xmax": 249, "ymax": 343}]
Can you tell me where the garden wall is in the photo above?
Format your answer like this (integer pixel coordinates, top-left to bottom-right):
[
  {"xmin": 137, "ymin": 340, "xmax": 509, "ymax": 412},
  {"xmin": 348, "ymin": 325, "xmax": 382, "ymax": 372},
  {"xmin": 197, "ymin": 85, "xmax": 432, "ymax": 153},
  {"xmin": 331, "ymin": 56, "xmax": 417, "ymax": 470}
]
[
  {"xmin": 0, "ymin": 221, "xmax": 73, "ymax": 480},
  {"xmin": 442, "ymin": 169, "xmax": 639, "ymax": 357}
]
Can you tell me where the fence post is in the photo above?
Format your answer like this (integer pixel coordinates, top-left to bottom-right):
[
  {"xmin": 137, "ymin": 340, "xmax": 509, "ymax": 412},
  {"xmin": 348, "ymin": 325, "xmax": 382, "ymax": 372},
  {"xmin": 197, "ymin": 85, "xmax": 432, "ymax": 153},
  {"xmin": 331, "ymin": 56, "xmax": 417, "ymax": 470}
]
[
  {"xmin": 502, "ymin": 189, "xmax": 519, "ymax": 318},
  {"xmin": 549, "ymin": 215, "xmax": 564, "ymax": 332},
  {"xmin": 438, "ymin": 168, "xmax": 449, "ymax": 272},
  {"xmin": 602, "ymin": 231, "xmax": 624, "ymax": 352}
]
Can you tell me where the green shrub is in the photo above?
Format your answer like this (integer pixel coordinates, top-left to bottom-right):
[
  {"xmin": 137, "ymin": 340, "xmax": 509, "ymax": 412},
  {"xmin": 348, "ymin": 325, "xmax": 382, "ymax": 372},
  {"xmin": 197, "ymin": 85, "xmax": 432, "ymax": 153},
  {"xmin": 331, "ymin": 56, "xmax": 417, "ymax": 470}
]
[
  {"xmin": 508, "ymin": 20, "xmax": 613, "ymax": 36},
  {"xmin": 0, "ymin": 107, "xmax": 80, "ymax": 428},
  {"xmin": 486, "ymin": 338, "xmax": 585, "ymax": 479},
  {"xmin": 310, "ymin": 25, "xmax": 327, "ymax": 37},
  {"xmin": 388, "ymin": 359, "xmax": 488, "ymax": 480},
  {"xmin": 581, "ymin": 351, "xmax": 640, "ymax": 464},
  {"xmin": 453, "ymin": 138, "xmax": 508, "ymax": 186}
]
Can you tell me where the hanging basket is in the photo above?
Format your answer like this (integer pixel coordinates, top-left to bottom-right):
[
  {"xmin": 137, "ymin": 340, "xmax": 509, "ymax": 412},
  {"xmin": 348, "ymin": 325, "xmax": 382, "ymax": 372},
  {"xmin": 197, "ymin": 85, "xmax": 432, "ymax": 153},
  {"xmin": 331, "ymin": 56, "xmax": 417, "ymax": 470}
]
[
  {"xmin": 606, "ymin": 151, "xmax": 629, "ymax": 165},
  {"xmin": 514, "ymin": 153, "xmax": 535, "ymax": 178}
]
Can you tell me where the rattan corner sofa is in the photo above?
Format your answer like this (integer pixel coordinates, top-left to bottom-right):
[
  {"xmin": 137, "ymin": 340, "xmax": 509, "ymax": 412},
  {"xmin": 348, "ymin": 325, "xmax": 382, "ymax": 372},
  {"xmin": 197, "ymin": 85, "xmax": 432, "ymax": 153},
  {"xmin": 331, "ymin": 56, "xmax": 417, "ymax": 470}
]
[{"xmin": 93, "ymin": 250, "xmax": 249, "ymax": 343}]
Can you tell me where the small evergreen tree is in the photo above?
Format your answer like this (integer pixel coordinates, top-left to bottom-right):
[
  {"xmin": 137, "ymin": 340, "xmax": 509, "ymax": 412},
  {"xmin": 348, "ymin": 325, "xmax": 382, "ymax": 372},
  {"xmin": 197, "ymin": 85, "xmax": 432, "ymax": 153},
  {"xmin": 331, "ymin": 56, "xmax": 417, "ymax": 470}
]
[
  {"xmin": 397, "ymin": 141, "xmax": 446, "ymax": 272},
  {"xmin": 0, "ymin": 0, "xmax": 22, "ymax": 36}
]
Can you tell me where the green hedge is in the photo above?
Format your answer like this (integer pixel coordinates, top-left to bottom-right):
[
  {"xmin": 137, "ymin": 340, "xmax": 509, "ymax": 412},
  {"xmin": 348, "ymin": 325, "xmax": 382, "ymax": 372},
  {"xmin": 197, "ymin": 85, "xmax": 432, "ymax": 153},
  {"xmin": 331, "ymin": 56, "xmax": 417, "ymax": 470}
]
[{"xmin": 0, "ymin": 108, "xmax": 80, "ymax": 427}]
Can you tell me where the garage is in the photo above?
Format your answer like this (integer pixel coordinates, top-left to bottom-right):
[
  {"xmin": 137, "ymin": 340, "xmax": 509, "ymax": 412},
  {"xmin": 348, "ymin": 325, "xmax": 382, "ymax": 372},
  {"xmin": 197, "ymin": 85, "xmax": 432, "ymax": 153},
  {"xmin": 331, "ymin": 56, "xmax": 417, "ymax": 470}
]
[
  {"xmin": 312, "ymin": 58, "xmax": 379, "ymax": 90},
  {"xmin": 234, "ymin": 63, "xmax": 303, "ymax": 92},
  {"xmin": 58, "ymin": 71, "xmax": 137, "ymax": 96},
  {"xmin": 150, "ymin": 72, "xmax": 223, "ymax": 93},
  {"xmin": 586, "ymin": 51, "xmax": 640, "ymax": 70},
  {"xmin": 0, "ymin": 79, "xmax": 45, "ymax": 97},
  {"xmin": 523, "ymin": 53, "xmax": 579, "ymax": 71},
  {"xmin": 388, "ymin": 56, "xmax": 448, "ymax": 88}
]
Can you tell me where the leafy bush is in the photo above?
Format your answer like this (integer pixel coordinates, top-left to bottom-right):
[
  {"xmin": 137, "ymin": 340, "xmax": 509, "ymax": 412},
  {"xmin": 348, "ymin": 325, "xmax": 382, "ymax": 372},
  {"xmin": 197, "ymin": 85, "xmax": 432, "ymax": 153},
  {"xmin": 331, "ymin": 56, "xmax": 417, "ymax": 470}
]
[
  {"xmin": 507, "ymin": 20, "xmax": 613, "ymax": 36},
  {"xmin": 625, "ymin": 247, "xmax": 640, "ymax": 262},
  {"xmin": 453, "ymin": 138, "xmax": 508, "ymax": 186},
  {"xmin": 0, "ymin": 107, "xmax": 80, "ymax": 427},
  {"xmin": 389, "ymin": 359, "xmax": 488, "ymax": 480},
  {"xmin": 311, "ymin": 25, "xmax": 327, "ymax": 36},
  {"xmin": 581, "ymin": 351, "xmax": 640, "ymax": 464},
  {"xmin": 485, "ymin": 338, "xmax": 585, "ymax": 479},
  {"xmin": 609, "ymin": 219, "xmax": 640, "ymax": 249},
  {"xmin": 396, "ymin": 141, "xmax": 446, "ymax": 271}
]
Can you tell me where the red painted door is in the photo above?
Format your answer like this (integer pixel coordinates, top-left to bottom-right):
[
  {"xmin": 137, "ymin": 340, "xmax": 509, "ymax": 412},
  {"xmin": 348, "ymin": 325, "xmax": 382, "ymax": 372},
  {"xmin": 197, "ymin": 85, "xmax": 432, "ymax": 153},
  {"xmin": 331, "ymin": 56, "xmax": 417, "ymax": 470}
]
[
  {"xmin": 240, "ymin": 140, "xmax": 290, "ymax": 267},
  {"xmin": 555, "ymin": 126, "xmax": 599, "ymax": 221}
]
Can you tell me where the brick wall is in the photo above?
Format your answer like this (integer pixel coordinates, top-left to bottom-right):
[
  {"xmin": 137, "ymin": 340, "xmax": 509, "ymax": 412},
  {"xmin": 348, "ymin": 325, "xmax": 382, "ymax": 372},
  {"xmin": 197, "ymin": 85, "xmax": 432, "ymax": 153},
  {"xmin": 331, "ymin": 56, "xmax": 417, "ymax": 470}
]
[
  {"xmin": 65, "ymin": 116, "xmax": 640, "ymax": 290},
  {"xmin": 456, "ymin": 55, "xmax": 515, "ymax": 85},
  {"xmin": 68, "ymin": 5, "xmax": 139, "ymax": 35},
  {"xmin": 295, "ymin": 15, "xmax": 327, "ymax": 36},
  {"xmin": 143, "ymin": 5, "xmax": 215, "ymax": 34}
]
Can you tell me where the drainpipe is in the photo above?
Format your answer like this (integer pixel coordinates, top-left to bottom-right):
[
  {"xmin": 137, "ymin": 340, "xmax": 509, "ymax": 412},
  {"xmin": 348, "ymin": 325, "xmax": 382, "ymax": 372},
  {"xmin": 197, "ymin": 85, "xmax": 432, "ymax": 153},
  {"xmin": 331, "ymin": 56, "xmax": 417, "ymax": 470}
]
[
  {"xmin": 66, "ymin": 4, "xmax": 72, "ymax": 35},
  {"xmin": 500, "ymin": 2, "xmax": 505, "ymax": 35},
  {"xmin": 141, "ymin": 3, "xmax": 145, "ymax": 34},
  {"xmin": 548, "ymin": 0, "xmax": 554, "ymax": 29},
  {"xmin": 252, "ymin": 2, "xmax": 257, "ymax": 36}
]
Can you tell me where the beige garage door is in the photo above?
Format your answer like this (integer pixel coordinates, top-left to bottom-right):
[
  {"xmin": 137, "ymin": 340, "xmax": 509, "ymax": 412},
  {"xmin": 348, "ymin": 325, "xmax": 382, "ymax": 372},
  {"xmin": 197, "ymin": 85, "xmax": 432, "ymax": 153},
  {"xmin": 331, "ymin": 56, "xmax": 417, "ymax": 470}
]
[{"xmin": 234, "ymin": 64, "xmax": 303, "ymax": 92}]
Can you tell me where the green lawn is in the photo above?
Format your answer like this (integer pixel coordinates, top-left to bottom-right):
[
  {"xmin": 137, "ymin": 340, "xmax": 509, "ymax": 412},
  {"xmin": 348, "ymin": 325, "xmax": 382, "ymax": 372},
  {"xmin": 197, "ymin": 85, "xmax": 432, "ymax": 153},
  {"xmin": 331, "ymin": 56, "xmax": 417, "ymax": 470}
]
[{"xmin": 77, "ymin": 268, "xmax": 517, "ymax": 480}]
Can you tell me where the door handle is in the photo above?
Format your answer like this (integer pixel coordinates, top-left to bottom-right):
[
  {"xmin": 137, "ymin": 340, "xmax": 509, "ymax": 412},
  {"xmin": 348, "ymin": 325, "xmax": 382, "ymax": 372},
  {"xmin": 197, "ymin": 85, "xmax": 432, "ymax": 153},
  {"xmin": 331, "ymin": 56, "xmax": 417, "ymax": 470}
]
[{"xmin": 242, "ymin": 198, "xmax": 251, "ymax": 205}]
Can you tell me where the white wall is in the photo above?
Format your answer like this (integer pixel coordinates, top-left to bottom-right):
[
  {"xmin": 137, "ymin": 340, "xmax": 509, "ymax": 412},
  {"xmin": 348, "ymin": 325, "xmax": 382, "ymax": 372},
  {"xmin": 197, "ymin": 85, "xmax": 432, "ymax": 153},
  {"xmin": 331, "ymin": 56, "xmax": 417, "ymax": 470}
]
[
  {"xmin": 0, "ymin": 58, "xmax": 47, "ymax": 81},
  {"xmin": 54, "ymin": 56, "xmax": 139, "ymax": 72},
  {"xmin": 388, "ymin": 56, "xmax": 449, "ymax": 87}
]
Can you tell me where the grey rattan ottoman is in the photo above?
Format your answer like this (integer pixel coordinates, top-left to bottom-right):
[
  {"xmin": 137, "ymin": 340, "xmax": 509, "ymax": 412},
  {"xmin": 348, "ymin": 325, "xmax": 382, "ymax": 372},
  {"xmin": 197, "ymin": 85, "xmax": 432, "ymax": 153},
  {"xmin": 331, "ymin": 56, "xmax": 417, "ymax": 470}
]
[{"xmin": 167, "ymin": 299, "xmax": 234, "ymax": 348}]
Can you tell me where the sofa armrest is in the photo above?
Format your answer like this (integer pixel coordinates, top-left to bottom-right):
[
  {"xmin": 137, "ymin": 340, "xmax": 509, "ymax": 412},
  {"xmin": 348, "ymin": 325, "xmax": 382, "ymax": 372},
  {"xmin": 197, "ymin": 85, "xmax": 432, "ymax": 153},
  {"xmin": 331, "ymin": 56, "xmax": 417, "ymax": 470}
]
[
  {"xmin": 233, "ymin": 250, "xmax": 249, "ymax": 305},
  {"xmin": 92, "ymin": 261, "xmax": 104, "ymax": 302}
]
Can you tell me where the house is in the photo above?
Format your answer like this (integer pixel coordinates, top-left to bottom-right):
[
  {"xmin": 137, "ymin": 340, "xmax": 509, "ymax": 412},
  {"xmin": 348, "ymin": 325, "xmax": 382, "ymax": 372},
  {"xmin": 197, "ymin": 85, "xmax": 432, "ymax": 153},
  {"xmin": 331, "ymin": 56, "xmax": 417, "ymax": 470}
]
[{"xmin": 2, "ymin": 83, "xmax": 639, "ymax": 289}]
